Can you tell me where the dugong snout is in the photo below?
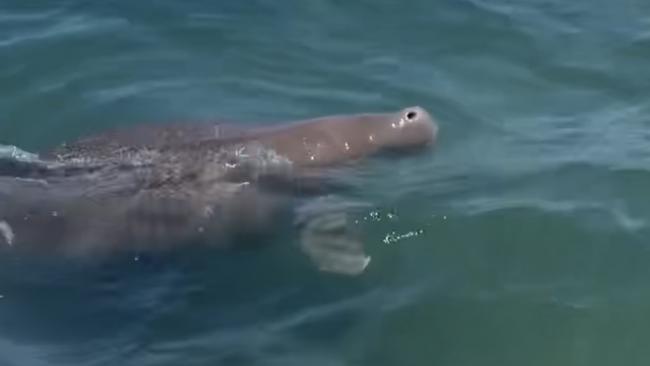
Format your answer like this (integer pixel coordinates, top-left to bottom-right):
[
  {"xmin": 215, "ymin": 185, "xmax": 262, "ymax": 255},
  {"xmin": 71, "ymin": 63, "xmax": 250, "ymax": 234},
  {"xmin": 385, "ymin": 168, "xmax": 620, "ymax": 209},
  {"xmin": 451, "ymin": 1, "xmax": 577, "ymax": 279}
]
[{"xmin": 381, "ymin": 106, "xmax": 439, "ymax": 150}]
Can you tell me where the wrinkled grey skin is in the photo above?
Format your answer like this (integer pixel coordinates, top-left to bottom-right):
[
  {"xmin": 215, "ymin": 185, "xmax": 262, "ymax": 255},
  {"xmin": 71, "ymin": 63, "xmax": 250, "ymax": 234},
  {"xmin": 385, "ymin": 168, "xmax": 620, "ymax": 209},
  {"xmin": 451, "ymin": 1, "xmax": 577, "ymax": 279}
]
[{"xmin": 0, "ymin": 106, "xmax": 438, "ymax": 275}]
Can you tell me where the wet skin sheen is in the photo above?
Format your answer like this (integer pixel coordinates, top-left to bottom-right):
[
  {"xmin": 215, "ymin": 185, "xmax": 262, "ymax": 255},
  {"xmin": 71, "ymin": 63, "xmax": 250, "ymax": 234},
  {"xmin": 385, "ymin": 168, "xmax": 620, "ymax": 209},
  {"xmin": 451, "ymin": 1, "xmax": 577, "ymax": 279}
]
[{"xmin": 48, "ymin": 106, "xmax": 438, "ymax": 168}]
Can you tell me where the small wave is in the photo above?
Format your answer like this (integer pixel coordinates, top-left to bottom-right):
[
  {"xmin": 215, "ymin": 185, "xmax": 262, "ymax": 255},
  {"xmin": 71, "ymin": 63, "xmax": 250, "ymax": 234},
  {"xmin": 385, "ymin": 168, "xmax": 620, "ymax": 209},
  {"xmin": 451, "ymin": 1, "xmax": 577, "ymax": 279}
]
[
  {"xmin": 0, "ymin": 144, "xmax": 40, "ymax": 163},
  {"xmin": 87, "ymin": 79, "xmax": 198, "ymax": 103},
  {"xmin": 0, "ymin": 15, "xmax": 128, "ymax": 49},
  {"xmin": 0, "ymin": 337, "xmax": 51, "ymax": 366},
  {"xmin": 222, "ymin": 77, "xmax": 384, "ymax": 105},
  {"xmin": 0, "ymin": 9, "xmax": 63, "ymax": 23},
  {"xmin": 452, "ymin": 194, "xmax": 648, "ymax": 235}
]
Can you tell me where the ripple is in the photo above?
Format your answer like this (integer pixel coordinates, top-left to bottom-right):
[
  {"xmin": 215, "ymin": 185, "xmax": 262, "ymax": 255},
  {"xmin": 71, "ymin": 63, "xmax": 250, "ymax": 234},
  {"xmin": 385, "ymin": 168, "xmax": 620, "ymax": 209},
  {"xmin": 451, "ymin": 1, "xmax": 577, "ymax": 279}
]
[
  {"xmin": 0, "ymin": 15, "xmax": 128, "ymax": 48},
  {"xmin": 0, "ymin": 337, "xmax": 51, "ymax": 366},
  {"xmin": 0, "ymin": 9, "xmax": 63, "ymax": 23},
  {"xmin": 87, "ymin": 79, "xmax": 198, "ymax": 103}
]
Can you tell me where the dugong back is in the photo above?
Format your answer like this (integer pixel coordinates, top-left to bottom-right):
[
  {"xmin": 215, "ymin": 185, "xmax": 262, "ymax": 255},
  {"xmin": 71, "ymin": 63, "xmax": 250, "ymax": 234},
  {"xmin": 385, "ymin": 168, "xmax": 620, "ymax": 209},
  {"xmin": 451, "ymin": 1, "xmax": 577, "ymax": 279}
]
[{"xmin": 45, "ymin": 122, "xmax": 251, "ymax": 160}]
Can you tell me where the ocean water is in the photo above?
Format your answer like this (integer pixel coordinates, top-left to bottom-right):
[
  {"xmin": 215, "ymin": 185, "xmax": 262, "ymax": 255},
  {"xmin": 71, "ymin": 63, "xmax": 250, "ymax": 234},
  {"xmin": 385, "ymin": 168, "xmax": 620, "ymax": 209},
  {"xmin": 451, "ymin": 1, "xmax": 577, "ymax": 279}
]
[{"xmin": 1, "ymin": 0, "xmax": 650, "ymax": 365}]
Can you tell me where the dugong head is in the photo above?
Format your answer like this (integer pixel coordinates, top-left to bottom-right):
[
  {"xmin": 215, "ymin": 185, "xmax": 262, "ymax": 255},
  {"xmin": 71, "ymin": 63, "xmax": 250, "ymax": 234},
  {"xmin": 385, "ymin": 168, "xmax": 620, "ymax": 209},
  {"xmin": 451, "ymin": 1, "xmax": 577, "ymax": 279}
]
[
  {"xmin": 248, "ymin": 105, "xmax": 439, "ymax": 168},
  {"xmin": 373, "ymin": 106, "xmax": 439, "ymax": 152}
]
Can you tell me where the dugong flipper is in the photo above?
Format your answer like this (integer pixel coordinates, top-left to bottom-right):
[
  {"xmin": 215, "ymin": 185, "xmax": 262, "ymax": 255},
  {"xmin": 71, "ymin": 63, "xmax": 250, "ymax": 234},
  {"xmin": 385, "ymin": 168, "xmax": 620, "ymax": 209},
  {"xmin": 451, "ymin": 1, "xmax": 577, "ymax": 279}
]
[{"xmin": 295, "ymin": 196, "xmax": 372, "ymax": 275}]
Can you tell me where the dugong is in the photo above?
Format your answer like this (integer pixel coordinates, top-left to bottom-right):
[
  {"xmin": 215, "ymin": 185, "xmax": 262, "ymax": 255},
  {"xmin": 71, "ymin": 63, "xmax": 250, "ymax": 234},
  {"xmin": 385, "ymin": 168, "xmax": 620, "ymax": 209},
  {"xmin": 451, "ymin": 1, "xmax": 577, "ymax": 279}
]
[{"xmin": 0, "ymin": 106, "xmax": 438, "ymax": 275}]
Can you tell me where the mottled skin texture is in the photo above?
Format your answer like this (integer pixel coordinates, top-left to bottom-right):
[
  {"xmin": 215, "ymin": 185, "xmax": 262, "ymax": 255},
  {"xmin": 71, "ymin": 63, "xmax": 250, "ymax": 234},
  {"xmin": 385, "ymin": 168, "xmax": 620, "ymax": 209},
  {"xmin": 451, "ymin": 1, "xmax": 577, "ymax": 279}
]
[
  {"xmin": 48, "ymin": 106, "xmax": 438, "ymax": 168},
  {"xmin": 0, "ymin": 106, "xmax": 438, "ymax": 272}
]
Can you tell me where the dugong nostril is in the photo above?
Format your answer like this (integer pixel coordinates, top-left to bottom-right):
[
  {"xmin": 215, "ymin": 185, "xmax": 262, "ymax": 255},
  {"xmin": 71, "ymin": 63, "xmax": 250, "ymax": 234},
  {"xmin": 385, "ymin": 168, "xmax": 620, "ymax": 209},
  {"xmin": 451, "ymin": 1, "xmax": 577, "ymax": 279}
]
[{"xmin": 405, "ymin": 110, "xmax": 417, "ymax": 121}]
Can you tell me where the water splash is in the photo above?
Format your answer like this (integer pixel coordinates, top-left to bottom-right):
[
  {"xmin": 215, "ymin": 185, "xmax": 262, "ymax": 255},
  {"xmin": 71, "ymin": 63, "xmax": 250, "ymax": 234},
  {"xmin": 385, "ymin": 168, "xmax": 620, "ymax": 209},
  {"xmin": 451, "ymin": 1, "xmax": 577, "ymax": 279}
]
[{"xmin": 0, "ymin": 144, "xmax": 41, "ymax": 163}]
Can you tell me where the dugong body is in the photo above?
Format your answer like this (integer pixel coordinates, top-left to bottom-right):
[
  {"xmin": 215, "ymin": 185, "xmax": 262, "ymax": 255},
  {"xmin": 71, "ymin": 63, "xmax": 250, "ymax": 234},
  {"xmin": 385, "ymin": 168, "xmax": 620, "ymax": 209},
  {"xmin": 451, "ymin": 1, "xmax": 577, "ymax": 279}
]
[{"xmin": 0, "ymin": 106, "xmax": 438, "ymax": 274}]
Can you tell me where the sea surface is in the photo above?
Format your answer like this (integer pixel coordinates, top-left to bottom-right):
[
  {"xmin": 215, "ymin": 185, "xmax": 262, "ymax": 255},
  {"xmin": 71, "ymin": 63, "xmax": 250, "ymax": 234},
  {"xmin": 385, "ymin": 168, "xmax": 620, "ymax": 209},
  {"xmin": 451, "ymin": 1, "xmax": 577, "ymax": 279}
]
[{"xmin": 1, "ymin": 0, "xmax": 650, "ymax": 365}]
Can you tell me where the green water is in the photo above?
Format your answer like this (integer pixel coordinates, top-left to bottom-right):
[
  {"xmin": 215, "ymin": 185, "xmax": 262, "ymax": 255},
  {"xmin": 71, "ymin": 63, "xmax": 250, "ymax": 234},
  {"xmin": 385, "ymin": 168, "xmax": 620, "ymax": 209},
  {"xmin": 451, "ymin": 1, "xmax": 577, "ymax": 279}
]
[{"xmin": 1, "ymin": 0, "xmax": 650, "ymax": 365}]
